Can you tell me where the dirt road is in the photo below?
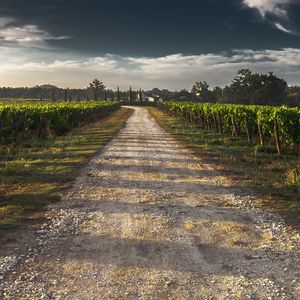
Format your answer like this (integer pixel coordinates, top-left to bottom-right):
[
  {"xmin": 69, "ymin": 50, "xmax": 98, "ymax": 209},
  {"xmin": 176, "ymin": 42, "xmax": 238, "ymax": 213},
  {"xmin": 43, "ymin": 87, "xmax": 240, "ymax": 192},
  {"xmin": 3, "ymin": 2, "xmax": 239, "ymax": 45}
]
[{"xmin": 1, "ymin": 107, "xmax": 300, "ymax": 299}]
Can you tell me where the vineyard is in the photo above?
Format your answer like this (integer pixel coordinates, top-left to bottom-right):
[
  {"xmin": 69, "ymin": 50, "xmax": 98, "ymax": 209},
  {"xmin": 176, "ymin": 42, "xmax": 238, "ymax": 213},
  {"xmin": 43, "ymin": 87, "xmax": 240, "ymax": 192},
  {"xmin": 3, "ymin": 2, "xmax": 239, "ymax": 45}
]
[
  {"xmin": 0, "ymin": 101, "xmax": 120, "ymax": 143},
  {"xmin": 159, "ymin": 102, "xmax": 300, "ymax": 154}
]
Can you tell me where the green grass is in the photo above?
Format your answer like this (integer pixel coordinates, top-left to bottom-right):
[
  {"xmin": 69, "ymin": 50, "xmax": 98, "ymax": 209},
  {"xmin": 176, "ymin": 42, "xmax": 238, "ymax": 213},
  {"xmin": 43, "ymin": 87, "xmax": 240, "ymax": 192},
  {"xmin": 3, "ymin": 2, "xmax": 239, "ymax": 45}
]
[
  {"xmin": 0, "ymin": 107, "xmax": 133, "ymax": 235},
  {"xmin": 148, "ymin": 107, "xmax": 300, "ymax": 226}
]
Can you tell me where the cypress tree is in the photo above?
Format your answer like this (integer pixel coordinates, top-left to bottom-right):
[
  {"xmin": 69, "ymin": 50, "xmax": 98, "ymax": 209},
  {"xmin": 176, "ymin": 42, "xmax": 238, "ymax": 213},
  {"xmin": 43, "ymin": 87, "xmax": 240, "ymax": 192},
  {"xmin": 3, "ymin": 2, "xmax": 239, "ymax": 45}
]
[
  {"xmin": 117, "ymin": 86, "xmax": 120, "ymax": 102},
  {"xmin": 129, "ymin": 86, "xmax": 133, "ymax": 104}
]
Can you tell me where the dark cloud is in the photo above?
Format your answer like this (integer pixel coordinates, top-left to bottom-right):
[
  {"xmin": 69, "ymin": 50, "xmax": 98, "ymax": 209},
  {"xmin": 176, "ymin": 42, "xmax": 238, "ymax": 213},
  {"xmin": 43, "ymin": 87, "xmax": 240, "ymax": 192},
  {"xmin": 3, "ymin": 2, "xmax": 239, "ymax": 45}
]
[
  {"xmin": 0, "ymin": 0, "xmax": 300, "ymax": 88},
  {"xmin": 0, "ymin": 0, "xmax": 299, "ymax": 56}
]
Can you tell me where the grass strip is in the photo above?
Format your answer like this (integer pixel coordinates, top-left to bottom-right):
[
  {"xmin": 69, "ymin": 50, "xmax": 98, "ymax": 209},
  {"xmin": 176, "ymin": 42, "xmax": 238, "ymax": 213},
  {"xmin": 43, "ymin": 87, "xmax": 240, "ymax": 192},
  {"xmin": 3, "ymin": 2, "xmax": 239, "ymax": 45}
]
[
  {"xmin": 0, "ymin": 107, "xmax": 132, "ymax": 235},
  {"xmin": 148, "ymin": 107, "xmax": 300, "ymax": 227}
]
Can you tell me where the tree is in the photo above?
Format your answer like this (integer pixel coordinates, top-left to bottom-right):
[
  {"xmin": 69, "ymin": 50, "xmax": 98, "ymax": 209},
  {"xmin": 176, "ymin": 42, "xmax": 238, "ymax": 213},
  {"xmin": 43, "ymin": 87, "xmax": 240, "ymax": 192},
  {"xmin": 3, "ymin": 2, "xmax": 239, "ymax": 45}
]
[
  {"xmin": 174, "ymin": 89, "xmax": 191, "ymax": 102},
  {"xmin": 139, "ymin": 88, "xmax": 143, "ymax": 101},
  {"xmin": 211, "ymin": 86, "xmax": 223, "ymax": 103},
  {"xmin": 228, "ymin": 69, "xmax": 252, "ymax": 104},
  {"xmin": 286, "ymin": 86, "xmax": 300, "ymax": 106},
  {"xmin": 51, "ymin": 88, "xmax": 56, "ymax": 101},
  {"xmin": 129, "ymin": 86, "xmax": 133, "ymax": 104},
  {"xmin": 226, "ymin": 69, "xmax": 287, "ymax": 105},
  {"xmin": 117, "ymin": 87, "xmax": 121, "ymax": 101},
  {"xmin": 64, "ymin": 88, "xmax": 68, "ymax": 102},
  {"xmin": 251, "ymin": 72, "xmax": 287, "ymax": 105},
  {"xmin": 191, "ymin": 81, "xmax": 210, "ymax": 103},
  {"xmin": 88, "ymin": 79, "xmax": 105, "ymax": 101}
]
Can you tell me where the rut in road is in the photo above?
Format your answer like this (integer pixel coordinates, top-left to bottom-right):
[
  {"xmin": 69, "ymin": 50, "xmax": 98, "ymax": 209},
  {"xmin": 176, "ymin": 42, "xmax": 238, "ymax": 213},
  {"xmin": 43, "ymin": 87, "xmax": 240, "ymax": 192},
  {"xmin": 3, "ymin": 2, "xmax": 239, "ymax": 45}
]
[{"xmin": 2, "ymin": 107, "xmax": 300, "ymax": 299}]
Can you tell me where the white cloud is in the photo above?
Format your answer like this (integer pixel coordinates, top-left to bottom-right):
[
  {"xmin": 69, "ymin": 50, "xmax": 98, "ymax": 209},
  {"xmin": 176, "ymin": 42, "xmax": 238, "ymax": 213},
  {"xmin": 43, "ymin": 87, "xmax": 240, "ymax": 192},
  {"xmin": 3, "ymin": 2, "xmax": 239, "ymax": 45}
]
[
  {"xmin": 1, "ymin": 48, "xmax": 300, "ymax": 89},
  {"xmin": 0, "ymin": 17, "xmax": 71, "ymax": 48},
  {"xmin": 274, "ymin": 22, "xmax": 294, "ymax": 34},
  {"xmin": 242, "ymin": 0, "xmax": 300, "ymax": 35},
  {"xmin": 243, "ymin": 0, "xmax": 290, "ymax": 17}
]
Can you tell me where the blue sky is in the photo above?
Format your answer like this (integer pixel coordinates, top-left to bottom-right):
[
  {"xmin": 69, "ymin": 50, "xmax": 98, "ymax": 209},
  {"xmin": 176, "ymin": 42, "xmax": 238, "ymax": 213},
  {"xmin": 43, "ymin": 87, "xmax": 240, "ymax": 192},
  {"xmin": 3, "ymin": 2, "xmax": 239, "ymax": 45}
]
[{"xmin": 0, "ymin": 0, "xmax": 300, "ymax": 89}]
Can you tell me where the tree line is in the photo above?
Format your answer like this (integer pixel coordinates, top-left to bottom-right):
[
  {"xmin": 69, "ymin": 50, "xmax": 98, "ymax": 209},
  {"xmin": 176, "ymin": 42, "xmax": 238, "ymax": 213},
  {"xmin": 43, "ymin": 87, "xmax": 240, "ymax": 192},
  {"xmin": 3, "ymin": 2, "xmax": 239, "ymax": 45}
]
[
  {"xmin": 0, "ymin": 80, "xmax": 137, "ymax": 102},
  {"xmin": 0, "ymin": 82, "xmax": 114, "ymax": 102},
  {"xmin": 191, "ymin": 69, "xmax": 293, "ymax": 106},
  {"xmin": 146, "ymin": 69, "xmax": 299, "ymax": 106},
  {"xmin": 0, "ymin": 70, "xmax": 299, "ymax": 106}
]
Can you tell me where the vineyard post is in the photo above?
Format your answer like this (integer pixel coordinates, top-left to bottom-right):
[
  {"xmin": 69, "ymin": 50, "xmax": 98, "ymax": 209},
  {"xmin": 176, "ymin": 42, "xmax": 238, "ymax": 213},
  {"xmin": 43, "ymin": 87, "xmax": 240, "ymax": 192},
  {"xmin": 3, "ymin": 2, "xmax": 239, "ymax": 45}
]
[
  {"xmin": 38, "ymin": 115, "xmax": 48, "ymax": 139},
  {"xmin": 205, "ymin": 115, "xmax": 210, "ymax": 130},
  {"xmin": 199, "ymin": 114, "xmax": 204, "ymax": 128},
  {"xmin": 208, "ymin": 116, "xmax": 213, "ymax": 130},
  {"xmin": 0, "ymin": 110, "xmax": 7, "ymax": 141},
  {"xmin": 257, "ymin": 121, "xmax": 264, "ymax": 146},
  {"xmin": 13, "ymin": 112, "xmax": 26, "ymax": 141},
  {"xmin": 231, "ymin": 116, "xmax": 239, "ymax": 137},
  {"xmin": 217, "ymin": 112, "xmax": 223, "ymax": 134},
  {"xmin": 22, "ymin": 112, "xmax": 28, "ymax": 137},
  {"xmin": 12, "ymin": 113, "xmax": 19, "ymax": 141},
  {"xmin": 213, "ymin": 114, "xmax": 218, "ymax": 132},
  {"xmin": 245, "ymin": 118, "xmax": 252, "ymax": 143},
  {"xmin": 274, "ymin": 118, "xmax": 281, "ymax": 155},
  {"xmin": 189, "ymin": 111, "xmax": 193, "ymax": 124}
]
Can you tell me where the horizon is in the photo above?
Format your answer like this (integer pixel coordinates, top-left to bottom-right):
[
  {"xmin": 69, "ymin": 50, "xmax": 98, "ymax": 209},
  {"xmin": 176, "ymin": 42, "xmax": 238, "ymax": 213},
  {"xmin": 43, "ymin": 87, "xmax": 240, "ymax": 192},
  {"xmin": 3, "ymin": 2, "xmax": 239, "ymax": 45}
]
[{"xmin": 1, "ymin": 0, "xmax": 300, "ymax": 89}]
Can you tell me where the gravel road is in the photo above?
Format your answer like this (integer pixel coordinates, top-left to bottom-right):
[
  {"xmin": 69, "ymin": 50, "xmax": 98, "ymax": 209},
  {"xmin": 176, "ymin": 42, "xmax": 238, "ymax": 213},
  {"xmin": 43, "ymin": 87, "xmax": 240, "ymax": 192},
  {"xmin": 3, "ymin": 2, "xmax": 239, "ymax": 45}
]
[{"xmin": 1, "ymin": 106, "xmax": 300, "ymax": 299}]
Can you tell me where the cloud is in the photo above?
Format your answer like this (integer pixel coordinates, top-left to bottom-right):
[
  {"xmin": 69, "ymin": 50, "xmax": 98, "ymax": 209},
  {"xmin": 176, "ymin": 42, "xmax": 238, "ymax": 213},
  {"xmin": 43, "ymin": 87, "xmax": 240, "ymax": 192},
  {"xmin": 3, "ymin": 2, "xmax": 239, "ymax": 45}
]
[
  {"xmin": 1, "ymin": 48, "xmax": 300, "ymax": 89},
  {"xmin": 274, "ymin": 22, "xmax": 295, "ymax": 34},
  {"xmin": 0, "ymin": 17, "xmax": 71, "ymax": 48},
  {"xmin": 242, "ymin": 0, "xmax": 299, "ymax": 35},
  {"xmin": 243, "ymin": 0, "xmax": 290, "ymax": 17}
]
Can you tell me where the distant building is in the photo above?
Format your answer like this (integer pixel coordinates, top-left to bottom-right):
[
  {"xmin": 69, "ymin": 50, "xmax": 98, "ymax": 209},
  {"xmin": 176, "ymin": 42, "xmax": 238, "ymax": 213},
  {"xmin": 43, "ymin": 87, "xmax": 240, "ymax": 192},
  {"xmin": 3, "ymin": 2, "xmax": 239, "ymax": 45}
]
[{"xmin": 144, "ymin": 94, "xmax": 160, "ymax": 102}]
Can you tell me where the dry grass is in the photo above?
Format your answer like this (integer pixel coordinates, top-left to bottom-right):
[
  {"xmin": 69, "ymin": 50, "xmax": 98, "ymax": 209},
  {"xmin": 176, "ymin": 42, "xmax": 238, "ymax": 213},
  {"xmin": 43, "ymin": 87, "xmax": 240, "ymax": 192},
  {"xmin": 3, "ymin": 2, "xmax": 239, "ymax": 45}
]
[
  {"xmin": 0, "ymin": 107, "xmax": 133, "ymax": 235},
  {"xmin": 148, "ymin": 107, "xmax": 300, "ymax": 227}
]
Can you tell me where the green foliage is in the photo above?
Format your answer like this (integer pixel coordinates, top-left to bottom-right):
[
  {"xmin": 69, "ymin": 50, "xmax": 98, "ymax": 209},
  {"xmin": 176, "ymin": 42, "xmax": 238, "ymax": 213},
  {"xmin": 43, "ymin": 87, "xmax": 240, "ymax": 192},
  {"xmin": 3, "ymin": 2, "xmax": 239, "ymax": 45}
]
[
  {"xmin": 191, "ymin": 81, "xmax": 210, "ymax": 102},
  {"xmin": 129, "ymin": 86, "xmax": 133, "ymax": 103},
  {"xmin": 0, "ymin": 101, "xmax": 120, "ymax": 143},
  {"xmin": 221, "ymin": 69, "xmax": 288, "ymax": 105},
  {"xmin": 88, "ymin": 79, "xmax": 105, "ymax": 101},
  {"xmin": 160, "ymin": 102, "xmax": 300, "ymax": 149}
]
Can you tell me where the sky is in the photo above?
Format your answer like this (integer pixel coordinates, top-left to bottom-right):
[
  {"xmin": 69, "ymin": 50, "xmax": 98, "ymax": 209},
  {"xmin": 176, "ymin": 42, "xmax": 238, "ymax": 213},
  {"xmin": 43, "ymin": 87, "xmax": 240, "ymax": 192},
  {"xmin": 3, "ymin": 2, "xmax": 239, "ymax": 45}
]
[{"xmin": 0, "ymin": 0, "xmax": 300, "ymax": 90}]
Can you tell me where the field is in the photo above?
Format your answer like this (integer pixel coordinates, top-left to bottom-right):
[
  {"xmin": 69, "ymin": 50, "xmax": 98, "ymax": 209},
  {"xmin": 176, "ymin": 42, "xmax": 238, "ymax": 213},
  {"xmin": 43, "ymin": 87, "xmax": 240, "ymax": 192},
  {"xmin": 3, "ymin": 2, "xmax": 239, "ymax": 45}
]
[
  {"xmin": 149, "ymin": 104, "xmax": 300, "ymax": 222},
  {"xmin": 159, "ymin": 102, "xmax": 300, "ymax": 154},
  {"xmin": 0, "ymin": 101, "xmax": 131, "ymax": 235},
  {"xmin": 0, "ymin": 100, "xmax": 120, "ymax": 143}
]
